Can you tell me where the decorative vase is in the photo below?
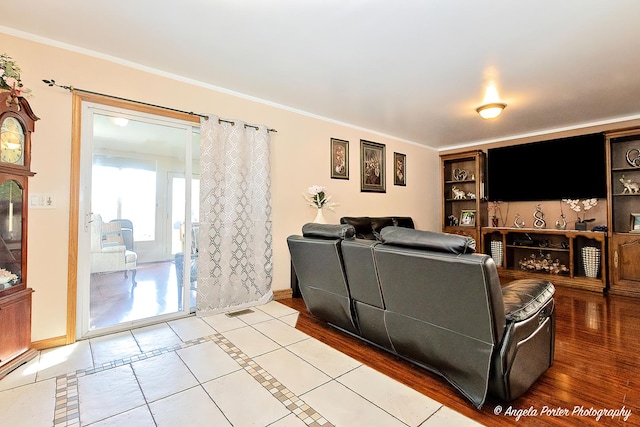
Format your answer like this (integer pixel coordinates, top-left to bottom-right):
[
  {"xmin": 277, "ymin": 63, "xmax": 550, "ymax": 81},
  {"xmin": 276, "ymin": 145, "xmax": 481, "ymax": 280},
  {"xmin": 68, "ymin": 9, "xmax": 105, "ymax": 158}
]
[
  {"xmin": 313, "ymin": 207, "xmax": 327, "ymax": 224},
  {"xmin": 582, "ymin": 247, "xmax": 600, "ymax": 278},
  {"xmin": 575, "ymin": 221, "xmax": 587, "ymax": 231},
  {"xmin": 490, "ymin": 240, "xmax": 504, "ymax": 267}
]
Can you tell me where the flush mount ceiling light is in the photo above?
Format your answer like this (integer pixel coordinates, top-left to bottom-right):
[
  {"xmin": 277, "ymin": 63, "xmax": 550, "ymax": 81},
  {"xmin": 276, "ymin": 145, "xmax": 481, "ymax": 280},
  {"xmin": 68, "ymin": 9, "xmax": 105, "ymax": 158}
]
[
  {"xmin": 476, "ymin": 102, "xmax": 507, "ymax": 119},
  {"xmin": 476, "ymin": 82, "xmax": 506, "ymax": 119}
]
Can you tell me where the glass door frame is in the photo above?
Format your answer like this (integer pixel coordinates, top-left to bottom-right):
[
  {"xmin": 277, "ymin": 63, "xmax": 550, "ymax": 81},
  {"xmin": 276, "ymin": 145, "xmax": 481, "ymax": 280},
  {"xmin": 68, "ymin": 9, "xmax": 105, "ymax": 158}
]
[{"xmin": 71, "ymin": 93, "xmax": 200, "ymax": 341}]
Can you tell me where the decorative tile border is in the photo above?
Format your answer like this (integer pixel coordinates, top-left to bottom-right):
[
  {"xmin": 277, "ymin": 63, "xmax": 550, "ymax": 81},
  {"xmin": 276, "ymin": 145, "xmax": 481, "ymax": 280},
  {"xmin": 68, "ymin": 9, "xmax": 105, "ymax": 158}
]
[
  {"xmin": 213, "ymin": 332, "xmax": 332, "ymax": 426},
  {"xmin": 53, "ymin": 328, "xmax": 333, "ymax": 426},
  {"xmin": 53, "ymin": 374, "xmax": 79, "ymax": 426}
]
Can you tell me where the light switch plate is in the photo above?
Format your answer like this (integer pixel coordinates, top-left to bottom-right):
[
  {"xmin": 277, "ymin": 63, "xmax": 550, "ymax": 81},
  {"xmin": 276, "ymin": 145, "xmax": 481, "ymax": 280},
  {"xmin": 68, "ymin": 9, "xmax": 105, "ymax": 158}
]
[{"xmin": 29, "ymin": 193, "xmax": 57, "ymax": 209}]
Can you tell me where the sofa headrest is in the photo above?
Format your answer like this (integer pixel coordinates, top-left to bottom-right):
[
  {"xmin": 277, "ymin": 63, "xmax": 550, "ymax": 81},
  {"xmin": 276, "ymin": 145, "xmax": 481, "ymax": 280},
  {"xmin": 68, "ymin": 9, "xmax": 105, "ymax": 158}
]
[
  {"xmin": 380, "ymin": 226, "xmax": 476, "ymax": 254},
  {"xmin": 302, "ymin": 223, "xmax": 356, "ymax": 239},
  {"xmin": 340, "ymin": 216, "xmax": 375, "ymax": 239}
]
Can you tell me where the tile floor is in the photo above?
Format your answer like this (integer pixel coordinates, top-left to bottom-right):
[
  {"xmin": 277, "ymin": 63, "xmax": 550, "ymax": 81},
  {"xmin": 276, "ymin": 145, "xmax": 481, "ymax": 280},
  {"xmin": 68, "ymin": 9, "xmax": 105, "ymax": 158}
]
[{"xmin": 0, "ymin": 301, "xmax": 482, "ymax": 427}]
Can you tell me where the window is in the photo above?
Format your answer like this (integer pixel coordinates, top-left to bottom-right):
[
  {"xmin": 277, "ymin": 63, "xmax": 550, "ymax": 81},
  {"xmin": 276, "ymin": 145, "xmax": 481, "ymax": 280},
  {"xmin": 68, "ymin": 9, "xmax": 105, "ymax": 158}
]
[{"xmin": 91, "ymin": 161, "xmax": 157, "ymax": 241}]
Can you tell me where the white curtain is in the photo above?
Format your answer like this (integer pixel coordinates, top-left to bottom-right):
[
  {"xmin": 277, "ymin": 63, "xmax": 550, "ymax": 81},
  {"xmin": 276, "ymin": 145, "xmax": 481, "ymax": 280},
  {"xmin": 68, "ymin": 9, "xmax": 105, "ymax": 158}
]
[{"xmin": 196, "ymin": 115, "xmax": 273, "ymax": 316}]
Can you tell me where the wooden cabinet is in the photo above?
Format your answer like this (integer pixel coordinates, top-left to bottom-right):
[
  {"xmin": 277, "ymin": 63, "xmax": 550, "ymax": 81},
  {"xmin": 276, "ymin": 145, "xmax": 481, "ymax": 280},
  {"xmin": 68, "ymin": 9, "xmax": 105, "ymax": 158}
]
[
  {"xmin": 0, "ymin": 288, "xmax": 36, "ymax": 375},
  {"xmin": 606, "ymin": 129, "xmax": 640, "ymax": 296},
  {"xmin": 481, "ymin": 227, "xmax": 607, "ymax": 292},
  {"xmin": 0, "ymin": 90, "xmax": 38, "ymax": 378},
  {"xmin": 441, "ymin": 150, "xmax": 485, "ymax": 244}
]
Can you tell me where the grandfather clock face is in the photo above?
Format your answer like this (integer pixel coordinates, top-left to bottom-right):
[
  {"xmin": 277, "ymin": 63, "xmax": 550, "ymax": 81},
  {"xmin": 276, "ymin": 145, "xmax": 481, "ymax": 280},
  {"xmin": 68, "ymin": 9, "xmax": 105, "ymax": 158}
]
[{"xmin": 0, "ymin": 117, "xmax": 25, "ymax": 166}]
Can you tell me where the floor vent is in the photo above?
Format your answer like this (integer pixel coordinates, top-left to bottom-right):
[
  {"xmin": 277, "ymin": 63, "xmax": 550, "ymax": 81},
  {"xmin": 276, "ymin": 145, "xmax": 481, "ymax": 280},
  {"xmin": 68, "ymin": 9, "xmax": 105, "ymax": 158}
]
[{"xmin": 225, "ymin": 308, "xmax": 254, "ymax": 317}]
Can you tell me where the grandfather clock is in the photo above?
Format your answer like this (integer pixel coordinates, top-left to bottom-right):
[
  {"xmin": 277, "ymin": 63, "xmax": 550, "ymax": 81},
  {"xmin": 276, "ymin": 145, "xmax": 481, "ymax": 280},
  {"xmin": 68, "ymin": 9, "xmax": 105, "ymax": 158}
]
[{"xmin": 0, "ymin": 89, "xmax": 38, "ymax": 378}]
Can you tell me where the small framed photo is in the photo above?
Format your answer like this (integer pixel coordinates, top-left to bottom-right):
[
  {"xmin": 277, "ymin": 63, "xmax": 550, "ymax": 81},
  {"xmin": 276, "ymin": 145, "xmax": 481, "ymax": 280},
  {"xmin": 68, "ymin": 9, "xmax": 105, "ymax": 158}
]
[
  {"xmin": 394, "ymin": 152, "xmax": 406, "ymax": 186},
  {"xmin": 330, "ymin": 138, "xmax": 349, "ymax": 179},
  {"xmin": 460, "ymin": 209, "xmax": 476, "ymax": 226},
  {"xmin": 631, "ymin": 213, "xmax": 640, "ymax": 232},
  {"xmin": 360, "ymin": 140, "xmax": 386, "ymax": 193}
]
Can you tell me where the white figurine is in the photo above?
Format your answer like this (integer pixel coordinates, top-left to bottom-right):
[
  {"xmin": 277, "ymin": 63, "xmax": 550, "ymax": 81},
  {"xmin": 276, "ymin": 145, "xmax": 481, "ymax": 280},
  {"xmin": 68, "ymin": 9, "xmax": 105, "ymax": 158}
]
[
  {"xmin": 452, "ymin": 186, "xmax": 466, "ymax": 199},
  {"xmin": 620, "ymin": 176, "xmax": 640, "ymax": 194}
]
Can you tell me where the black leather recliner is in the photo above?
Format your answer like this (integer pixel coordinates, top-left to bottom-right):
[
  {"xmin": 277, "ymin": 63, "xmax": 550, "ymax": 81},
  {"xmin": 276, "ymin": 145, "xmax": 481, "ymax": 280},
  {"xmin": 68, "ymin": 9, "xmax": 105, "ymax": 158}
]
[
  {"xmin": 286, "ymin": 223, "xmax": 358, "ymax": 335},
  {"xmin": 287, "ymin": 224, "xmax": 555, "ymax": 408}
]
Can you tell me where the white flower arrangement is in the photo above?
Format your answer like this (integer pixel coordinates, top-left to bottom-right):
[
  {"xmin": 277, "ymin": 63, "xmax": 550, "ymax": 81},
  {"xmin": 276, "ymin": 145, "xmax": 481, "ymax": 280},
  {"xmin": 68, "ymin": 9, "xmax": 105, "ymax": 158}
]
[
  {"xmin": 0, "ymin": 267, "xmax": 18, "ymax": 284},
  {"xmin": 303, "ymin": 185, "xmax": 338, "ymax": 210},
  {"xmin": 563, "ymin": 198, "xmax": 598, "ymax": 223},
  {"xmin": 0, "ymin": 53, "xmax": 31, "ymax": 97}
]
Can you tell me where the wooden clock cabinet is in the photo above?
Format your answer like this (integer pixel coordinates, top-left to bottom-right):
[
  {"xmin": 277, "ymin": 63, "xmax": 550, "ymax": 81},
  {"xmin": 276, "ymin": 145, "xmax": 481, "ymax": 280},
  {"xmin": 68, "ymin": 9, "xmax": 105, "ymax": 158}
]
[{"xmin": 0, "ymin": 89, "xmax": 38, "ymax": 378}]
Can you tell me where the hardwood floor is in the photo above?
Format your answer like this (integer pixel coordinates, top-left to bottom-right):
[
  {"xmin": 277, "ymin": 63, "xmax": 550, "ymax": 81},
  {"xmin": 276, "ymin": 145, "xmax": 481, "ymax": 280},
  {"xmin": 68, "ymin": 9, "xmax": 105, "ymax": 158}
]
[
  {"xmin": 279, "ymin": 286, "xmax": 639, "ymax": 426},
  {"xmin": 90, "ymin": 261, "xmax": 196, "ymax": 329}
]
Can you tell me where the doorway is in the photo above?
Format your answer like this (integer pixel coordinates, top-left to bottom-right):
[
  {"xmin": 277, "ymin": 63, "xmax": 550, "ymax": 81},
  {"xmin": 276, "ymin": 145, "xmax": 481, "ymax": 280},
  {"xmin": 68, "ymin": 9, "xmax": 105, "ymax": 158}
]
[{"xmin": 74, "ymin": 96, "xmax": 200, "ymax": 339}]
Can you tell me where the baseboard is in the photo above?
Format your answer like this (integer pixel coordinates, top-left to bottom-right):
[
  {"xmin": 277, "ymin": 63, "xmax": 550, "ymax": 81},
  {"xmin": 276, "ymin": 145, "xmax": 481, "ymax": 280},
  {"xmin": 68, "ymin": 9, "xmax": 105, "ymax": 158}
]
[
  {"xmin": 273, "ymin": 288, "xmax": 292, "ymax": 300},
  {"xmin": 0, "ymin": 349, "xmax": 38, "ymax": 380},
  {"xmin": 31, "ymin": 292, "xmax": 293, "ymax": 350},
  {"xmin": 32, "ymin": 335, "xmax": 70, "ymax": 351}
]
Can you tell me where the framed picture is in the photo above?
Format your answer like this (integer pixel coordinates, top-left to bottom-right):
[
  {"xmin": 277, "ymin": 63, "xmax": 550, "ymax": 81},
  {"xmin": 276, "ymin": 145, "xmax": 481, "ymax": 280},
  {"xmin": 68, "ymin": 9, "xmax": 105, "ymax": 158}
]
[
  {"xmin": 360, "ymin": 140, "xmax": 386, "ymax": 192},
  {"xmin": 330, "ymin": 138, "xmax": 349, "ymax": 179},
  {"xmin": 631, "ymin": 213, "xmax": 640, "ymax": 232},
  {"xmin": 394, "ymin": 152, "xmax": 406, "ymax": 186},
  {"xmin": 460, "ymin": 209, "xmax": 476, "ymax": 226}
]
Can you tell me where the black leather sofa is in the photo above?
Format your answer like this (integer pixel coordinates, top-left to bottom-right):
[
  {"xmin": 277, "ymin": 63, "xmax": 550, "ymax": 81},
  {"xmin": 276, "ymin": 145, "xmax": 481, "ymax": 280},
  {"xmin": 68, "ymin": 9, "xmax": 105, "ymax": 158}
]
[
  {"xmin": 339, "ymin": 216, "xmax": 414, "ymax": 239},
  {"xmin": 287, "ymin": 223, "xmax": 555, "ymax": 408}
]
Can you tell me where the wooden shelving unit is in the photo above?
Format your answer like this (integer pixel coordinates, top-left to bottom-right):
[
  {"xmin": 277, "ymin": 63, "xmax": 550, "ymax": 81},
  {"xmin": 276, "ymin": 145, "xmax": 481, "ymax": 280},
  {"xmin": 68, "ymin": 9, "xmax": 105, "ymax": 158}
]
[
  {"xmin": 606, "ymin": 129, "xmax": 640, "ymax": 297},
  {"xmin": 441, "ymin": 150, "xmax": 485, "ymax": 244},
  {"xmin": 481, "ymin": 227, "xmax": 607, "ymax": 293}
]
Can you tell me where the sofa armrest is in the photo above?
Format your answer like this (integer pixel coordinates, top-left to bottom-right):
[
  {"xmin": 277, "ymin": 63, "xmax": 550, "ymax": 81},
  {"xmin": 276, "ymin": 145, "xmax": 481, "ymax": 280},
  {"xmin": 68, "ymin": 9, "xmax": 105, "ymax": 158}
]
[{"xmin": 501, "ymin": 279, "xmax": 555, "ymax": 322}]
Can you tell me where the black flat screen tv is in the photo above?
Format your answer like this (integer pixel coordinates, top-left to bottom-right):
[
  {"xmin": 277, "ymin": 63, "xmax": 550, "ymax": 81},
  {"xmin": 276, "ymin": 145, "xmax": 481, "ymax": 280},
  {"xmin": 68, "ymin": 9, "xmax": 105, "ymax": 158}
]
[{"xmin": 486, "ymin": 133, "xmax": 606, "ymax": 202}]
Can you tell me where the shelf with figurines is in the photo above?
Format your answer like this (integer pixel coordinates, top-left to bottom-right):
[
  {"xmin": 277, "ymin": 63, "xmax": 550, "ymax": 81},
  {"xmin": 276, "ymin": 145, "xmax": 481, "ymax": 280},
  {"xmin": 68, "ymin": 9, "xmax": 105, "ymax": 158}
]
[
  {"xmin": 440, "ymin": 150, "xmax": 486, "ymax": 244},
  {"xmin": 607, "ymin": 129, "xmax": 640, "ymax": 297},
  {"xmin": 481, "ymin": 200, "xmax": 607, "ymax": 293}
]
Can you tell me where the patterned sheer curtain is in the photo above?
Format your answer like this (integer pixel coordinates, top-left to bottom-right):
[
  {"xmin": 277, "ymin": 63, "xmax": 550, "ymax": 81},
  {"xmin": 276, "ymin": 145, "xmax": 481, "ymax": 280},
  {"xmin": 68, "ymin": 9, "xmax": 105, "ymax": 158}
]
[{"xmin": 196, "ymin": 115, "xmax": 273, "ymax": 316}]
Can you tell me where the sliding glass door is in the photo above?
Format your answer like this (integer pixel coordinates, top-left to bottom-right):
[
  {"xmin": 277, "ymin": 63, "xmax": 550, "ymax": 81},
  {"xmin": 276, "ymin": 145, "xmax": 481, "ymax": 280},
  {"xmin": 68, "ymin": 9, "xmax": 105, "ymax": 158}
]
[{"xmin": 76, "ymin": 102, "xmax": 199, "ymax": 338}]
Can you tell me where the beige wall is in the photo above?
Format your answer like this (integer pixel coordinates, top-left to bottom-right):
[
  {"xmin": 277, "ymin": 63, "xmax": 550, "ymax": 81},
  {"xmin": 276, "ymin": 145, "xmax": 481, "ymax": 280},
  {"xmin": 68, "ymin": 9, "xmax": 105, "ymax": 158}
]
[{"xmin": 2, "ymin": 32, "xmax": 440, "ymax": 343}]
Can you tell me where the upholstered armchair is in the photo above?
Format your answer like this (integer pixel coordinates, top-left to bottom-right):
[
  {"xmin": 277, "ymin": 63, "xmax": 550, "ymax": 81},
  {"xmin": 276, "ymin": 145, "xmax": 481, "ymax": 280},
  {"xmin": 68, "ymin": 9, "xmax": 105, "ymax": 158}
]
[{"xmin": 90, "ymin": 214, "xmax": 137, "ymax": 284}]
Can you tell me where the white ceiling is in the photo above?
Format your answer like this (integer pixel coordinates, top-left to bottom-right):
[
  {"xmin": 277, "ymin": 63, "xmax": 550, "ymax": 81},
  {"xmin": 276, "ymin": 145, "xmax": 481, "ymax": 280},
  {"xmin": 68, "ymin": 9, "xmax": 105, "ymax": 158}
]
[{"xmin": 2, "ymin": 0, "xmax": 640, "ymax": 150}]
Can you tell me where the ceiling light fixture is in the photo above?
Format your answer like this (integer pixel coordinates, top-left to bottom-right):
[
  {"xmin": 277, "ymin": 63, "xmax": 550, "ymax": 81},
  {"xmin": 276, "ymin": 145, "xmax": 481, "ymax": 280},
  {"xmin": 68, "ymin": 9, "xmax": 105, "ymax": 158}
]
[
  {"xmin": 476, "ymin": 102, "xmax": 507, "ymax": 119},
  {"xmin": 476, "ymin": 82, "xmax": 506, "ymax": 119}
]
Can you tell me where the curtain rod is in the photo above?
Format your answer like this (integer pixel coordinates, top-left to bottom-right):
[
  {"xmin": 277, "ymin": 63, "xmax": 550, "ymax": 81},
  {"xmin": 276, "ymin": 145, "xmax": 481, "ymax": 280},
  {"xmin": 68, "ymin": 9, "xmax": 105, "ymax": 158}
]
[{"xmin": 42, "ymin": 79, "xmax": 277, "ymax": 133}]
